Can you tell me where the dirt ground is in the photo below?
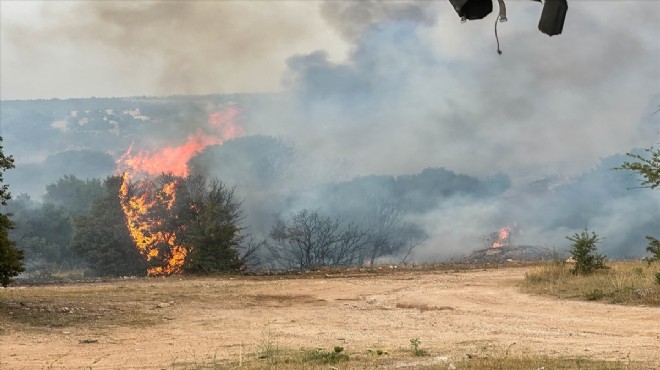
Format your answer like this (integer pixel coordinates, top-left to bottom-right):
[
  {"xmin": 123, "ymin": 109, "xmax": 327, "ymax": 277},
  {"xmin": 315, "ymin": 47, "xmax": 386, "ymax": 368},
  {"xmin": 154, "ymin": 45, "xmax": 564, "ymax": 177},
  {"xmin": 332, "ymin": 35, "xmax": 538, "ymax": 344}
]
[{"xmin": 1, "ymin": 265, "xmax": 659, "ymax": 369}]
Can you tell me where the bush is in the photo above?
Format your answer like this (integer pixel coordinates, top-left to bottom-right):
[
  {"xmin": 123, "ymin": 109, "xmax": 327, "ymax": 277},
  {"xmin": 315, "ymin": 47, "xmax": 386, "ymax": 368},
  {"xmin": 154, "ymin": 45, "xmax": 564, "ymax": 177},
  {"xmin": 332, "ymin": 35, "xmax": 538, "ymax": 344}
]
[
  {"xmin": 0, "ymin": 214, "xmax": 24, "ymax": 286},
  {"xmin": 410, "ymin": 338, "xmax": 428, "ymax": 356},
  {"xmin": 0, "ymin": 136, "xmax": 23, "ymax": 286},
  {"xmin": 302, "ymin": 348, "xmax": 349, "ymax": 364},
  {"xmin": 645, "ymin": 236, "xmax": 660, "ymax": 264},
  {"xmin": 567, "ymin": 229, "xmax": 607, "ymax": 275}
]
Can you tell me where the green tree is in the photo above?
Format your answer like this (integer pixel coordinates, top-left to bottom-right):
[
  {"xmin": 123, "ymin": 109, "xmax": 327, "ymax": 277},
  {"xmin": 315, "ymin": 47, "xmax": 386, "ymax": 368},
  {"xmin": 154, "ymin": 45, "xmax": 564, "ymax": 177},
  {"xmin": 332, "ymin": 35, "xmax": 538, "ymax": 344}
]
[
  {"xmin": 70, "ymin": 176, "xmax": 146, "ymax": 276},
  {"xmin": 567, "ymin": 229, "xmax": 607, "ymax": 275},
  {"xmin": 0, "ymin": 136, "xmax": 24, "ymax": 286},
  {"xmin": 619, "ymin": 148, "xmax": 660, "ymax": 262},
  {"xmin": 181, "ymin": 178, "xmax": 244, "ymax": 273},
  {"xmin": 43, "ymin": 175, "xmax": 105, "ymax": 215}
]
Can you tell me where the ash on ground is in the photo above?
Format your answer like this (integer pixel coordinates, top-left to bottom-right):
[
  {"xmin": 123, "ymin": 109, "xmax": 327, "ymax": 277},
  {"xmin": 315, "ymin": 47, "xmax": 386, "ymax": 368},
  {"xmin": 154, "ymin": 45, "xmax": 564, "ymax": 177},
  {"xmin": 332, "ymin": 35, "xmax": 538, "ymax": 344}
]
[{"xmin": 463, "ymin": 245, "xmax": 559, "ymax": 263}]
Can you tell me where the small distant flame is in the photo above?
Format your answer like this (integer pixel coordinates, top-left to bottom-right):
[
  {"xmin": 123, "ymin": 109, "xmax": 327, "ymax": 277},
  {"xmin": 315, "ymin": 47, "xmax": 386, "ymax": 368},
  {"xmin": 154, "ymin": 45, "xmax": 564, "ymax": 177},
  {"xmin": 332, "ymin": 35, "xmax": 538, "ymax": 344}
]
[
  {"xmin": 492, "ymin": 227, "xmax": 511, "ymax": 248},
  {"xmin": 117, "ymin": 107, "xmax": 244, "ymax": 275},
  {"xmin": 490, "ymin": 223, "xmax": 519, "ymax": 249}
]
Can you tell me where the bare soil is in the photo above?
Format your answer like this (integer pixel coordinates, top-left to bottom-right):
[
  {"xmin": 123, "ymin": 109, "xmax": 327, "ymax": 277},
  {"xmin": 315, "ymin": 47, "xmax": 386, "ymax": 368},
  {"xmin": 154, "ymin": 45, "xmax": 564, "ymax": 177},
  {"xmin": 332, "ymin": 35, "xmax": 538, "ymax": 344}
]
[{"xmin": 1, "ymin": 265, "xmax": 659, "ymax": 369}]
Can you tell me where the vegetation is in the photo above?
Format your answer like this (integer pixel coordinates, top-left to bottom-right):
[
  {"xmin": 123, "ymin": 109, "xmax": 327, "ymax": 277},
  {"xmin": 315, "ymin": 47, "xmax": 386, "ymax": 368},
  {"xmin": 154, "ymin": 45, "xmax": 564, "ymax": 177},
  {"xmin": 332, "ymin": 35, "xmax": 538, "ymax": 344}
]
[
  {"xmin": 210, "ymin": 346, "xmax": 637, "ymax": 370},
  {"xmin": 410, "ymin": 337, "xmax": 428, "ymax": 356},
  {"xmin": 0, "ymin": 213, "xmax": 24, "ymax": 287},
  {"xmin": 6, "ymin": 175, "xmax": 104, "ymax": 276},
  {"xmin": 523, "ymin": 261, "xmax": 660, "ymax": 306},
  {"xmin": 0, "ymin": 136, "xmax": 24, "ymax": 286},
  {"xmin": 70, "ymin": 175, "xmax": 146, "ymax": 276},
  {"xmin": 116, "ymin": 174, "xmax": 259, "ymax": 275},
  {"xmin": 268, "ymin": 209, "xmax": 370, "ymax": 269},
  {"xmin": 618, "ymin": 148, "xmax": 660, "ymax": 263},
  {"xmin": 567, "ymin": 228, "xmax": 607, "ymax": 275},
  {"xmin": 644, "ymin": 236, "xmax": 660, "ymax": 264},
  {"xmin": 43, "ymin": 175, "xmax": 105, "ymax": 215},
  {"xmin": 180, "ymin": 178, "xmax": 244, "ymax": 274}
]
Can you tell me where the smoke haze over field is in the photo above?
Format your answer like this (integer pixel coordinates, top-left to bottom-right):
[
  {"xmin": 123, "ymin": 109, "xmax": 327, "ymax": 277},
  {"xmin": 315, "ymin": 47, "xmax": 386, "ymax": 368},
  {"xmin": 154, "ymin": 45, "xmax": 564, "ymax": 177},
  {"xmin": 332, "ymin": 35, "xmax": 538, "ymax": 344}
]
[{"xmin": 1, "ymin": 1, "xmax": 660, "ymax": 262}]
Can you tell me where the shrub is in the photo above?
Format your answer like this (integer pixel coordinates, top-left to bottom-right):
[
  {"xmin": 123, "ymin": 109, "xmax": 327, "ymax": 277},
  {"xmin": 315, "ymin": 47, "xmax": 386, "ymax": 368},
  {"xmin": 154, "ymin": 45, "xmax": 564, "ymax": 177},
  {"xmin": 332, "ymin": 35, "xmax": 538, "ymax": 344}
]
[
  {"xmin": 645, "ymin": 236, "xmax": 660, "ymax": 264},
  {"xmin": 567, "ymin": 229, "xmax": 607, "ymax": 275},
  {"xmin": 303, "ymin": 348, "xmax": 349, "ymax": 364},
  {"xmin": 585, "ymin": 289, "xmax": 605, "ymax": 301},
  {"xmin": 410, "ymin": 338, "xmax": 427, "ymax": 356}
]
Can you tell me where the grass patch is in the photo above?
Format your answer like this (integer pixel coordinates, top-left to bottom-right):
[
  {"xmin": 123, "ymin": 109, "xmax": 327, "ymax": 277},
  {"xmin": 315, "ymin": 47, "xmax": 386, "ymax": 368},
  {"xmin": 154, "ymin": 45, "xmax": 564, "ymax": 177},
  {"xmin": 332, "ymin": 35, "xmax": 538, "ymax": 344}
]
[
  {"xmin": 194, "ymin": 345, "xmax": 641, "ymax": 370},
  {"xmin": 301, "ymin": 347, "xmax": 350, "ymax": 364},
  {"xmin": 522, "ymin": 260, "xmax": 660, "ymax": 306},
  {"xmin": 395, "ymin": 301, "xmax": 455, "ymax": 312}
]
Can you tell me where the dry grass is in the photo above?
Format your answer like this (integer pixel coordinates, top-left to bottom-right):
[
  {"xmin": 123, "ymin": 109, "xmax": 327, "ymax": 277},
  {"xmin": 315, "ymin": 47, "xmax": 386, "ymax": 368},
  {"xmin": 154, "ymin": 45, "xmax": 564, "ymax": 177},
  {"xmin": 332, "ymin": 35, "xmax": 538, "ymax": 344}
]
[
  {"xmin": 522, "ymin": 260, "xmax": 660, "ymax": 306},
  {"xmin": 395, "ymin": 301, "xmax": 455, "ymax": 312},
  {"xmin": 173, "ymin": 346, "xmax": 641, "ymax": 369}
]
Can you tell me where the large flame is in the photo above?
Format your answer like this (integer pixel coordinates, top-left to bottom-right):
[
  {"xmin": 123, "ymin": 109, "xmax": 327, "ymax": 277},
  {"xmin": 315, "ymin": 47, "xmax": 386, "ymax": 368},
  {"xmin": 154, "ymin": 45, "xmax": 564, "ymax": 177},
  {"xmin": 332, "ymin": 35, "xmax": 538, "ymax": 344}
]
[
  {"xmin": 116, "ymin": 106, "xmax": 242, "ymax": 177},
  {"xmin": 117, "ymin": 107, "xmax": 244, "ymax": 275}
]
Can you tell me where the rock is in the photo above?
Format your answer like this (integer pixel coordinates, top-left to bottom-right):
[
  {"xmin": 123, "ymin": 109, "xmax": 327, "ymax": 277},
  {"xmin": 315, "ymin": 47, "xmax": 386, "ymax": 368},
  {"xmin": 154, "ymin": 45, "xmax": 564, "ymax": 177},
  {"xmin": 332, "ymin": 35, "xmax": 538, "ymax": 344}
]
[{"xmin": 156, "ymin": 303, "xmax": 171, "ymax": 308}]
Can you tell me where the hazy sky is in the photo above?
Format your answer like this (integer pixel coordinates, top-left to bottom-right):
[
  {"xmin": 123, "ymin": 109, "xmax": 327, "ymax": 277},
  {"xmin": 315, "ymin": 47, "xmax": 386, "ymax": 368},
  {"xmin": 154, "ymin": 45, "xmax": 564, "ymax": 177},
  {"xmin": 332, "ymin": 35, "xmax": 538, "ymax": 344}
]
[
  {"xmin": 0, "ymin": 1, "xmax": 350, "ymax": 100},
  {"xmin": 2, "ymin": 1, "xmax": 656, "ymax": 102}
]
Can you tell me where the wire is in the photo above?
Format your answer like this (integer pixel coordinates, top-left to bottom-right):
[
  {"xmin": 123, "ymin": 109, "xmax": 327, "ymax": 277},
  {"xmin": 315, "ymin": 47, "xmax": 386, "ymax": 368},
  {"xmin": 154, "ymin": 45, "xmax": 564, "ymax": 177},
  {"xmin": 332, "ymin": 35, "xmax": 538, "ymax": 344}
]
[{"xmin": 495, "ymin": 17, "xmax": 502, "ymax": 55}]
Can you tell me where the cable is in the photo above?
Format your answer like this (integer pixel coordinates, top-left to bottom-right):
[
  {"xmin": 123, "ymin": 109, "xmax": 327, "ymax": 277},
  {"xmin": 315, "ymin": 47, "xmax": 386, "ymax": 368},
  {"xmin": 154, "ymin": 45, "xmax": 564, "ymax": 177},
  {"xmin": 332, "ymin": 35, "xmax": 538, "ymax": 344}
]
[{"xmin": 495, "ymin": 17, "xmax": 502, "ymax": 55}]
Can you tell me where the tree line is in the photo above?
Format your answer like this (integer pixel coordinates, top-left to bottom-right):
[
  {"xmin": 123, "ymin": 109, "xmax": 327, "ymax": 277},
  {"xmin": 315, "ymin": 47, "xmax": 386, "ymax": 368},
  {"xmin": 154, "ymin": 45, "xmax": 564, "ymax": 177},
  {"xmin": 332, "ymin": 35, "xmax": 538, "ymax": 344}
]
[
  {"xmin": 0, "ymin": 139, "xmax": 427, "ymax": 284},
  {"xmin": 3, "ymin": 134, "xmax": 660, "ymax": 286}
]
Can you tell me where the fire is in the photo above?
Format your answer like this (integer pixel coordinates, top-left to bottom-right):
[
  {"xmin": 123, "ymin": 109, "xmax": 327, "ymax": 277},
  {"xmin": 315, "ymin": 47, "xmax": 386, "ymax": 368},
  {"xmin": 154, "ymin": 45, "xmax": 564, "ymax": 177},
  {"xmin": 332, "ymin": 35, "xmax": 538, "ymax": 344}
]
[
  {"xmin": 117, "ymin": 107, "xmax": 244, "ymax": 275},
  {"xmin": 492, "ymin": 227, "xmax": 511, "ymax": 248},
  {"xmin": 490, "ymin": 223, "xmax": 519, "ymax": 249},
  {"xmin": 116, "ymin": 106, "xmax": 243, "ymax": 178},
  {"xmin": 119, "ymin": 174, "xmax": 186, "ymax": 275}
]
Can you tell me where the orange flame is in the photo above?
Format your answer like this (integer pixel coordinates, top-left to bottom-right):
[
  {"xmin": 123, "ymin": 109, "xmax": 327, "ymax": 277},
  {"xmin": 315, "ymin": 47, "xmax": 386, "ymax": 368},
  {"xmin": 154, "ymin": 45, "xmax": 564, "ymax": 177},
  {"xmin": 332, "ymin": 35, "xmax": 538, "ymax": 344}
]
[
  {"xmin": 117, "ymin": 107, "xmax": 244, "ymax": 275},
  {"xmin": 491, "ymin": 226, "xmax": 513, "ymax": 249},
  {"xmin": 117, "ymin": 107, "xmax": 243, "ymax": 178}
]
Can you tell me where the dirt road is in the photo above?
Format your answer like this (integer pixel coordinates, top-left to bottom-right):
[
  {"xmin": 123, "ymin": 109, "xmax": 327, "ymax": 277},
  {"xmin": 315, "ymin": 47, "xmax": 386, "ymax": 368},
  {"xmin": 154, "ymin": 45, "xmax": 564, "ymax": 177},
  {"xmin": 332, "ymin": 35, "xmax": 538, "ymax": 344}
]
[{"xmin": 1, "ymin": 266, "xmax": 659, "ymax": 368}]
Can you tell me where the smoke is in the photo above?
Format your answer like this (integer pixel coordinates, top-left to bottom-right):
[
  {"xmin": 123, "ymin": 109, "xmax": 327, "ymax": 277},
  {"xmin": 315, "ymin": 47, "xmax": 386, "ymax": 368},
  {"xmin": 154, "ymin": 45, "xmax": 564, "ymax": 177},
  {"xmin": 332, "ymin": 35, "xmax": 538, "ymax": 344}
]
[
  {"xmin": 246, "ymin": 0, "xmax": 660, "ymax": 259},
  {"xmin": 1, "ymin": 1, "xmax": 347, "ymax": 99},
  {"xmin": 260, "ymin": 1, "xmax": 660, "ymax": 182},
  {"xmin": 320, "ymin": 1, "xmax": 438, "ymax": 42}
]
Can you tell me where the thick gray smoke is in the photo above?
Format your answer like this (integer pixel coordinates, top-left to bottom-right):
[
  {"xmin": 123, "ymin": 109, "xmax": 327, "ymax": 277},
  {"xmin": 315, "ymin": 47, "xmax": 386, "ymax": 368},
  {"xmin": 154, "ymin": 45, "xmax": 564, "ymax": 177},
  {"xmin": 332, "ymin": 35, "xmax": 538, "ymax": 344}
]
[
  {"xmin": 244, "ymin": 0, "xmax": 660, "ymax": 259},
  {"xmin": 1, "ymin": 1, "xmax": 344, "ymax": 98}
]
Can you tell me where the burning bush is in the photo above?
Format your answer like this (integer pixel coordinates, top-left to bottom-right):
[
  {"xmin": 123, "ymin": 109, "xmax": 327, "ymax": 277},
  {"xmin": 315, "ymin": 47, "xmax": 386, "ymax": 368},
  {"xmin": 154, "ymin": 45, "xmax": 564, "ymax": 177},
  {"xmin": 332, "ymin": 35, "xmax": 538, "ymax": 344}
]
[
  {"xmin": 70, "ymin": 174, "xmax": 253, "ymax": 277},
  {"xmin": 124, "ymin": 174, "xmax": 252, "ymax": 275}
]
